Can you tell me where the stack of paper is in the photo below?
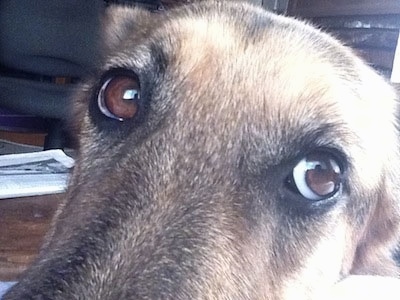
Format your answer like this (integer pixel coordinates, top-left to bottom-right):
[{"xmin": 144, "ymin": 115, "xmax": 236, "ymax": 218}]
[{"xmin": 0, "ymin": 150, "xmax": 74, "ymax": 199}]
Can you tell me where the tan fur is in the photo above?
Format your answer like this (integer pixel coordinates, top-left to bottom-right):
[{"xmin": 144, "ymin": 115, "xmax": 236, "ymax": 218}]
[{"xmin": 5, "ymin": 1, "xmax": 400, "ymax": 299}]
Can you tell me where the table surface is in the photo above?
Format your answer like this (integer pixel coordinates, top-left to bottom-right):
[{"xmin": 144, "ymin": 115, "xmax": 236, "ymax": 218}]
[{"xmin": 0, "ymin": 194, "xmax": 59, "ymax": 281}]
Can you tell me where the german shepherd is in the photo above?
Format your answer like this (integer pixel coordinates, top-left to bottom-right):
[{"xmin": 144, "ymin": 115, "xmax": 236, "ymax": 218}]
[{"xmin": 5, "ymin": 1, "xmax": 400, "ymax": 299}]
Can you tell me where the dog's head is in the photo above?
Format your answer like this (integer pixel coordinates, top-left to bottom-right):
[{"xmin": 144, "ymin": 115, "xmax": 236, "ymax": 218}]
[{"xmin": 6, "ymin": 1, "xmax": 400, "ymax": 299}]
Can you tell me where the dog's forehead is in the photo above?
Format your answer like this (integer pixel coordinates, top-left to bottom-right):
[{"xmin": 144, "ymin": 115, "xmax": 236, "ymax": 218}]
[
  {"xmin": 165, "ymin": 7, "xmax": 396, "ymax": 146},
  {"xmin": 153, "ymin": 8, "xmax": 358, "ymax": 138},
  {"xmin": 102, "ymin": 3, "xmax": 398, "ymax": 175},
  {"xmin": 157, "ymin": 10, "xmax": 356, "ymax": 118}
]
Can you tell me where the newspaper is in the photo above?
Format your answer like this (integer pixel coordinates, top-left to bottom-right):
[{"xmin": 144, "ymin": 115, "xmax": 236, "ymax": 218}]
[{"xmin": 0, "ymin": 150, "xmax": 74, "ymax": 199}]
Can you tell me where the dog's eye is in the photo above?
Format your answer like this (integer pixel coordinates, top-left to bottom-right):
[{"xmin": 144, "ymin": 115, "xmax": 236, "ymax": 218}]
[
  {"xmin": 289, "ymin": 152, "xmax": 342, "ymax": 201},
  {"xmin": 97, "ymin": 74, "xmax": 140, "ymax": 121}
]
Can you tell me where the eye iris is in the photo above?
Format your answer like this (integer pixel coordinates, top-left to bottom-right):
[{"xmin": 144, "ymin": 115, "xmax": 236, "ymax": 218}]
[
  {"xmin": 305, "ymin": 159, "xmax": 340, "ymax": 197},
  {"xmin": 98, "ymin": 75, "xmax": 140, "ymax": 121},
  {"xmin": 292, "ymin": 152, "xmax": 342, "ymax": 201}
]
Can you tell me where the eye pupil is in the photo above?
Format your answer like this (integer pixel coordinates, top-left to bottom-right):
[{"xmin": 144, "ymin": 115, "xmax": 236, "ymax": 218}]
[
  {"xmin": 291, "ymin": 152, "xmax": 342, "ymax": 201},
  {"xmin": 98, "ymin": 74, "xmax": 141, "ymax": 121}
]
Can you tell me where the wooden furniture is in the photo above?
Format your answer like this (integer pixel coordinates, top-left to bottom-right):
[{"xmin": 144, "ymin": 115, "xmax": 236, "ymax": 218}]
[
  {"xmin": 0, "ymin": 195, "xmax": 59, "ymax": 281},
  {"xmin": 288, "ymin": 0, "xmax": 400, "ymax": 78}
]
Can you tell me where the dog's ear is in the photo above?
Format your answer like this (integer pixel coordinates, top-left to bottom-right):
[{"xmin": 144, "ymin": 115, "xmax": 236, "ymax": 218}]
[
  {"xmin": 101, "ymin": 5, "xmax": 155, "ymax": 54},
  {"xmin": 350, "ymin": 77, "xmax": 400, "ymax": 276}
]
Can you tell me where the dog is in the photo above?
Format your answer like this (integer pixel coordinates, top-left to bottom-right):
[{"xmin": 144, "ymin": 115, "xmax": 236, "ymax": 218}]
[{"xmin": 5, "ymin": 1, "xmax": 400, "ymax": 299}]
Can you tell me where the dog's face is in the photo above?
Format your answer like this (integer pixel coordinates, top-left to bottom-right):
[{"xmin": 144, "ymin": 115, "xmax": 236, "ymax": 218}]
[{"xmin": 6, "ymin": 1, "xmax": 400, "ymax": 299}]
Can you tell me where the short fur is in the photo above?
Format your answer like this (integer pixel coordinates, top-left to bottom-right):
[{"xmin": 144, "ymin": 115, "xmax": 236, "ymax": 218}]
[{"xmin": 5, "ymin": 1, "xmax": 400, "ymax": 299}]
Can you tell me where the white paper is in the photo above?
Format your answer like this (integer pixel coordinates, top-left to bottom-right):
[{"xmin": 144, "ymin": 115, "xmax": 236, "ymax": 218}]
[
  {"xmin": 391, "ymin": 30, "xmax": 400, "ymax": 83},
  {"xmin": 0, "ymin": 149, "xmax": 74, "ymax": 199}
]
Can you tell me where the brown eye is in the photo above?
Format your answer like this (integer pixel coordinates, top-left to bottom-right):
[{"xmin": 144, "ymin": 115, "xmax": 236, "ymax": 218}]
[
  {"xmin": 291, "ymin": 152, "xmax": 342, "ymax": 201},
  {"xmin": 98, "ymin": 74, "xmax": 141, "ymax": 121}
]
